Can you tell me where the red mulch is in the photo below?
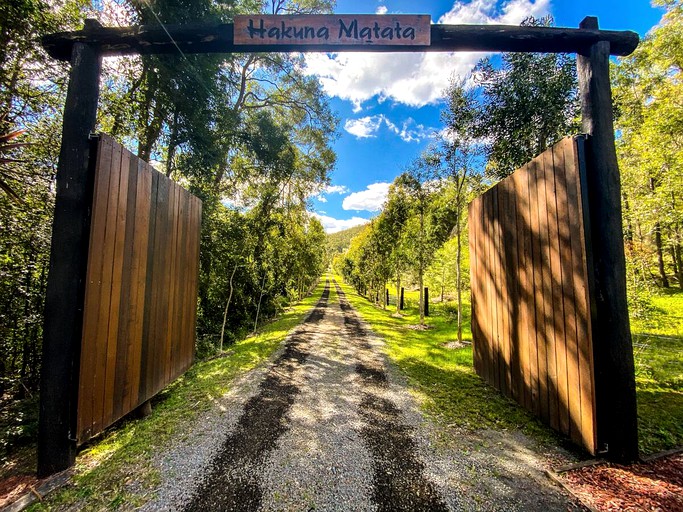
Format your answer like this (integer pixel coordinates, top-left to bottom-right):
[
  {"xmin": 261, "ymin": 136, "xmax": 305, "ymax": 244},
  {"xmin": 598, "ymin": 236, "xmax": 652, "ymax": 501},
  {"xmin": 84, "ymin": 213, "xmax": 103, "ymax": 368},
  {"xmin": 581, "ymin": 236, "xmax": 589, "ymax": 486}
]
[
  {"xmin": 0, "ymin": 473, "xmax": 39, "ymax": 508},
  {"xmin": 560, "ymin": 453, "xmax": 683, "ymax": 512}
]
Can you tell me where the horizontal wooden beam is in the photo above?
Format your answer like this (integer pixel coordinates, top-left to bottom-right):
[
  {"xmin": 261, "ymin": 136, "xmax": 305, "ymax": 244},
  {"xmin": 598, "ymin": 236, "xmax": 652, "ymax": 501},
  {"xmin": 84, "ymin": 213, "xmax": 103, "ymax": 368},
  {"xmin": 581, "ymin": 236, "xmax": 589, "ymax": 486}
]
[{"xmin": 42, "ymin": 21, "xmax": 639, "ymax": 61}]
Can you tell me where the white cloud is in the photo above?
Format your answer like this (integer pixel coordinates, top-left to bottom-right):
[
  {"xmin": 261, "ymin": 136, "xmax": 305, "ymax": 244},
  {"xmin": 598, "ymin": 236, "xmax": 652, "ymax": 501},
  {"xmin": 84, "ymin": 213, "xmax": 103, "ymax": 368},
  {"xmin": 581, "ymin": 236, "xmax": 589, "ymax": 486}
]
[
  {"xmin": 344, "ymin": 116, "xmax": 385, "ymax": 138},
  {"xmin": 313, "ymin": 213, "xmax": 370, "ymax": 233},
  {"xmin": 342, "ymin": 182, "xmax": 391, "ymax": 212},
  {"xmin": 303, "ymin": 0, "xmax": 551, "ymax": 109},
  {"xmin": 345, "ymin": 115, "xmax": 434, "ymax": 142},
  {"xmin": 376, "ymin": 5, "xmax": 388, "ymax": 14},
  {"xmin": 325, "ymin": 185, "xmax": 348, "ymax": 194}
]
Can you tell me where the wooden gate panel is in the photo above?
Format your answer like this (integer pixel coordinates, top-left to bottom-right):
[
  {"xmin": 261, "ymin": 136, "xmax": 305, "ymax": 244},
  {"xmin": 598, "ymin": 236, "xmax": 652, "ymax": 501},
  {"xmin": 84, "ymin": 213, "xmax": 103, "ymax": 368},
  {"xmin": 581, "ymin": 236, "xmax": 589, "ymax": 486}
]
[
  {"xmin": 469, "ymin": 136, "xmax": 597, "ymax": 454},
  {"xmin": 76, "ymin": 134, "xmax": 201, "ymax": 444}
]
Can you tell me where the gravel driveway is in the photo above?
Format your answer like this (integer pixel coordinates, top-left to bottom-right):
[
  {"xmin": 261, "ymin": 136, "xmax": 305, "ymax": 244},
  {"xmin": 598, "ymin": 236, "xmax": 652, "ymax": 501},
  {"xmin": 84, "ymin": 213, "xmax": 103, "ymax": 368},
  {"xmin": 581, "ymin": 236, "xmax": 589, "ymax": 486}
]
[{"xmin": 142, "ymin": 278, "xmax": 582, "ymax": 511}]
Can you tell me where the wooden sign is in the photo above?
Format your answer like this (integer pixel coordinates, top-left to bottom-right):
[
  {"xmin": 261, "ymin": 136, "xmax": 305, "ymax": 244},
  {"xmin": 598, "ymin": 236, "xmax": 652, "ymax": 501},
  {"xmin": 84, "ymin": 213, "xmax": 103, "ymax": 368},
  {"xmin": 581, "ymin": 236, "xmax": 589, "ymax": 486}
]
[{"xmin": 234, "ymin": 14, "xmax": 431, "ymax": 46}]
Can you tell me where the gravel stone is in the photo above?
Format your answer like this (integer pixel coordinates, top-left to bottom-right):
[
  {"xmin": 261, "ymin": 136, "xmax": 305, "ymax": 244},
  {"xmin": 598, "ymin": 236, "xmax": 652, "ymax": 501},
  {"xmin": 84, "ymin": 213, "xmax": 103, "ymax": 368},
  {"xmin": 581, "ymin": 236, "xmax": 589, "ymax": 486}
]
[{"xmin": 138, "ymin": 279, "xmax": 583, "ymax": 511}]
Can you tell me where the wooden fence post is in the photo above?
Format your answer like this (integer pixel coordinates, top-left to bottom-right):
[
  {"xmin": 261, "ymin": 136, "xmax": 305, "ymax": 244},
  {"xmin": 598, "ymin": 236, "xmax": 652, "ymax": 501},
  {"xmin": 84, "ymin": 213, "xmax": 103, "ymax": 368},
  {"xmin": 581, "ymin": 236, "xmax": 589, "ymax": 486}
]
[
  {"xmin": 38, "ymin": 21, "xmax": 102, "ymax": 477},
  {"xmin": 386, "ymin": 289, "xmax": 389, "ymax": 306},
  {"xmin": 400, "ymin": 287, "xmax": 404, "ymax": 310},
  {"xmin": 424, "ymin": 287, "xmax": 429, "ymax": 317},
  {"xmin": 577, "ymin": 16, "xmax": 639, "ymax": 462}
]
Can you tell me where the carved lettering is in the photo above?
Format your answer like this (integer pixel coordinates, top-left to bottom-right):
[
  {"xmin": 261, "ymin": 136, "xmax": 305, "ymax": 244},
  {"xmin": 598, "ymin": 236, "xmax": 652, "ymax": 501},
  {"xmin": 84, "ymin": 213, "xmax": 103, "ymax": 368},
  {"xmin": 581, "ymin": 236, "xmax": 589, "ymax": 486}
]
[{"xmin": 235, "ymin": 15, "xmax": 431, "ymax": 46}]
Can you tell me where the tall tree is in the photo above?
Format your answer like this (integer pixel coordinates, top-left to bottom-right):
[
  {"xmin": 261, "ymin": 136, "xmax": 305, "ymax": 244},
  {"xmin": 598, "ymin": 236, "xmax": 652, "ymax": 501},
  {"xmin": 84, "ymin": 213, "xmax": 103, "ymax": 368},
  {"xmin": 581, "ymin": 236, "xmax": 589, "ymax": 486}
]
[
  {"xmin": 613, "ymin": 0, "xmax": 683, "ymax": 289},
  {"xmin": 434, "ymin": 79, "xmax": 483, "ymax": 341},
  {"xmin": 473, "ymin": 16, "xmax": 579, "ymax": 179}
]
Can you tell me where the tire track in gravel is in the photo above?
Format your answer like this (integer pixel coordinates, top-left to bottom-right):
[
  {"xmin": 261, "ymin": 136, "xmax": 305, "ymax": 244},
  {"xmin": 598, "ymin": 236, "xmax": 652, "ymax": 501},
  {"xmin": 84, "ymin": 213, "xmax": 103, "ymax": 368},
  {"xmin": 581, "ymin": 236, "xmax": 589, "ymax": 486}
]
[
  {"xmin": 334, "ymin": 279, "xmax": 449, "ymax": 512},
  {"xmin": 183, "ymin": 280, "xmax": 330, "ymax": 512}
]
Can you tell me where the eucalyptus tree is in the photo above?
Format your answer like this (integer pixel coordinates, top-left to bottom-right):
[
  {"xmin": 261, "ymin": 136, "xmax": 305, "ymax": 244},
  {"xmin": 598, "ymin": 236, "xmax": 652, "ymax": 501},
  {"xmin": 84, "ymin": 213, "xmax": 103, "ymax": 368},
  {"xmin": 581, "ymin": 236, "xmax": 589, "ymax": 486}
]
[
  {"xmin": 613, "ymin": 0, "xmax": 683, "ymax": 290},
  {"xmin": 432, "ymin": 79, "xmax": 484, "ymax": 341},
  {"xmin": 381, "ymin": 179, "xmax": 411, "ymax": 313},
  {"xmin": 397, "ymin": 159, "xmax": 443, "ymax": 325},
  {"xmin": 473, "ymin": 16, "xmax": 579, "ymax": 179}
]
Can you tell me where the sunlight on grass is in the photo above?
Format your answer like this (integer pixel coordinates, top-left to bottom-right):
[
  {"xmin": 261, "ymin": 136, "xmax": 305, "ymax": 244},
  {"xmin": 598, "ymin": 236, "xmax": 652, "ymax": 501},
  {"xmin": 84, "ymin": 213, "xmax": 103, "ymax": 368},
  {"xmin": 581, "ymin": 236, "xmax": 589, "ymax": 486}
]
[
  {"xmin": 336, "ymin": 277, "xmax": 559, "ymax": 446},
  {"xmin": 30, "ymin": 278, "xmax": 329, "ymax": 511},
  {"xmin": 631, "ymin": 289, "xmax": 683, "ymax": 455},
  {"xmin": 349, "ymin": 279, "xmax": 683, "ymax": 457}
]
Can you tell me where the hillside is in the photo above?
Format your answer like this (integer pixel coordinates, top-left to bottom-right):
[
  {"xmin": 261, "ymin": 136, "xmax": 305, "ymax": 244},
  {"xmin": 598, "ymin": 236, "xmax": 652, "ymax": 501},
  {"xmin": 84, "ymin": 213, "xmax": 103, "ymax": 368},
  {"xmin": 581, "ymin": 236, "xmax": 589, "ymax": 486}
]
[{"xmin": 326, "ymin": 224, "xmax": 368, "ymax": 256}]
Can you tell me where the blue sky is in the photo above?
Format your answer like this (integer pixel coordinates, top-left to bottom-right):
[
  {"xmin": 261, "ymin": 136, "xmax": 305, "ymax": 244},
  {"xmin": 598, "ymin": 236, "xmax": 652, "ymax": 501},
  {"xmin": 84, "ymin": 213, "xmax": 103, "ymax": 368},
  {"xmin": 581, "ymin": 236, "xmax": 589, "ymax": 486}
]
[{"xmin": 306, "ymin": 0, "xmax": 665, "ymax": 232}]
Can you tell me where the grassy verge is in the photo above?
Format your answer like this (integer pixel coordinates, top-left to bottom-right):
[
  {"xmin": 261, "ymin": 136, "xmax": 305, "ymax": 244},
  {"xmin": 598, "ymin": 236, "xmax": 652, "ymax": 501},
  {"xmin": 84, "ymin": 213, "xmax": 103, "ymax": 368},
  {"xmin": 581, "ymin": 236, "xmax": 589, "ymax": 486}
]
[
  {"xmin": 343, "ymin": 279, "xmax": 683, "ymax": 457},
  {"xmin": 631, "ymin": 288, "xmax": 683, "ymax": 455},
  {"xmin": 28, "ymin": 278, "xmax": 328, "ymax": 511},
  {"xmin": 337, "ymin": 279, "xmax": 560, "ymax": 446}
]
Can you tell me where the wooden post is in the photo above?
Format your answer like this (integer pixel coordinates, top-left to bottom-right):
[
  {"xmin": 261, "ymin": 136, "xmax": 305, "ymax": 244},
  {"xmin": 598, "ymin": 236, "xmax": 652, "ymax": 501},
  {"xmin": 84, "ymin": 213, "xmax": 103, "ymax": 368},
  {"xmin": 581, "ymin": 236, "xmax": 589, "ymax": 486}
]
[
  {"xmin": 400, "ymin": 287, "xmax": 405, "ymax": 310},
  {"xmin": 424, "ymin": 287, "xmax": 429, "ymax": 317},
  {"xmin": 38, "ymin": 21, "xmax": 102, "ymax": 477},
  {"xmin": 386, "ymin": 289, "xmax": 390, "ymax": 306},
  {"xmin": 577, "ymin": 16, "xmax": 639, "ymax": 462}
]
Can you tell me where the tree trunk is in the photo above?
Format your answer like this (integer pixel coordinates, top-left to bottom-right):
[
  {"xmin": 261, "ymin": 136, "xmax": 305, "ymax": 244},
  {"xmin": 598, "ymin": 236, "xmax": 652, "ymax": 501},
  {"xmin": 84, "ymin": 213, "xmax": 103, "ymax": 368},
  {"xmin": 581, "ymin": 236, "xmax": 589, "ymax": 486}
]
[
  {"xmin": 253, "ymin": 271, "xmax": 267, "ymax": 334},
  {"xmin": 675, "ymin": 243, "xmax": 683, "ymax": 290},
  {"xmin": 165, "ymin": 107, "xmax": 179, "ymax": 177},
  {"xmin": 219, "ymin": 263, "xmax": 240, "ymax": 351},
  {"xmin": 654, "ymin": 222, "xmax": 669, "ymax": 287},
  {"xmin": 395, "ymin": 271, "xmax": 401, "ymax": 314}
]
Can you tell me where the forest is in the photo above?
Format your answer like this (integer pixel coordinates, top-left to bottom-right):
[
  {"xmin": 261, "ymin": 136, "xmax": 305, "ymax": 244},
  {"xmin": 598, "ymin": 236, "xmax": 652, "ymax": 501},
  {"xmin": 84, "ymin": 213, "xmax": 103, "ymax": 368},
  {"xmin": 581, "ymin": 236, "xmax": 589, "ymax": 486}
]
[
  {"xmin": 0, "ymin": 0, "xmax": 682, "ymax": 471},
  {"xmin": 0, "ymin": 0, "xmax": 336, "ymax": 404}
]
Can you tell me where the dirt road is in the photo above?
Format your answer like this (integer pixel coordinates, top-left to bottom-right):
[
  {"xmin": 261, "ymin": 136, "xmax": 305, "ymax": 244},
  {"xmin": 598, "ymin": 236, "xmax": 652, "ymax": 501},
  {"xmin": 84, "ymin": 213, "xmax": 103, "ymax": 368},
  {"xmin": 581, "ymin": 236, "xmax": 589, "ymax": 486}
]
[{"xmin": 145, "ymin": 278, "xmax": 578, "ymax": 511}]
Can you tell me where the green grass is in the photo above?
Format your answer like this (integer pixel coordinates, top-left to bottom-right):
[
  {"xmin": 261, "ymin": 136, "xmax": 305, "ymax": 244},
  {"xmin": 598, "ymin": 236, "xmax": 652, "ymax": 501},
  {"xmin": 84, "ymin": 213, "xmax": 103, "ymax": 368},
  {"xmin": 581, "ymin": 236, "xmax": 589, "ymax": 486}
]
[
  {"xmin": 339, "ymin": 279, "xmax": 560, "ymax": 446},
  {"xmin": 631, "ymin": 288, "xmax": 683, "ymax": 455},
  {"xmin": 347, "ymin": 280, "xmax": 683, "ymax": 457},
  {"xmin": 29, "ymin": 278, "xmax": 329, "ymax": 511}
]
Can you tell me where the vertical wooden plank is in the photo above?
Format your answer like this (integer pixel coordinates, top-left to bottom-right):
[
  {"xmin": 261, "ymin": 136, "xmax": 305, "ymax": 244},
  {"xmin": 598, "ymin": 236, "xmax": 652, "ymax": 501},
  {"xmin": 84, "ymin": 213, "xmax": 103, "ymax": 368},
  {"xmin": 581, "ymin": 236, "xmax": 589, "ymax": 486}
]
[
  {"xmin": 102, "ymin": 142, "xmax": 130, "ymax": 428},
  {"xmin": 152, "ymin": 174, "xmax": 171, "ymax": 396},
  {"xmin": 125, "ymin": 159, "xmax": 151, "ymax": 414},
  {"xmin": 540, "ymin": 147, "xmax": 560, "ymax": 430},
  {"xmin": 163, "ymin": 184, "xmax": 180, "ymax": 386},
  {"xmin": 528, "ymin": 155, "xmax": 548, "ymax": 421},
  {"xmin": 514, "ymin": 164, "xmax": 532, "ymax": 411},
  {"xmin": 175, "ymin": 190, "xmax": 191, "ymax": 369},
  {"xmin": 468, "ymin": 200, "xmax": 479, "ymax": 375},
  {"xmin": 140, "ymin": 170, "xmax": 160, "ymax": 403},
  {"xmin": 481, "ymin": 193, "xmax": 493, "ymax": 387},
  {"xmin": 505, "ymin": 175, "xmax": 522, "ymax": 403},
  {"xmin": 77, "ymin": 136, "xmax": 112, "ymax": 441},
  {"xmin": 568, "ymin": 136, "xmax": 598, "ymax": 454},
  {"xmin": 112, "ymin": 149, "xmax": 138, "ymax": 421},
  {"xmin": 549, "ymin": 141, "xmax": 571, "ymax": 437},
  {"xmin": 172, "ymin": 189, "xmax": 189, "ymax": 378},
  {"xmin": 556, "ymin": 138, "xmax": 585, "ymax": 447},
  {"xmin": 497, "ymin": 180, "xmax": 512, "ymax": 398},
  {"xmin": 484, "ymin": 190, "xmax": 497, "ymax": 389},
  {"xmin": 91, "ymin": 139, "xmax": 122, "ymax": 435}
]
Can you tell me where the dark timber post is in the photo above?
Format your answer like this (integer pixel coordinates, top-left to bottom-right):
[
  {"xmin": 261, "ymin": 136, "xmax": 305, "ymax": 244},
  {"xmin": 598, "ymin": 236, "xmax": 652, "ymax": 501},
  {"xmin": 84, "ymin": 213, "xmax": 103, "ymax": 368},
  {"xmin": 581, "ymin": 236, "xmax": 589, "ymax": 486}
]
[
  {"xmin": 386, "ymin": 289, "xmax": 390, "ymax": 306},
  {"xmin": 38, "ymin": 20, "xmax": 102, "ymax": 476},
  {"xmin": 577, "ymin": 16, "xmax": 639, "ymax": 462},
  {"xmin": 424, "ymin": 287, "xmax": 429, "ymax": 317},
  {"xmin": 400, "ymin": 287, "xmax": 405, "ymax": 310}
]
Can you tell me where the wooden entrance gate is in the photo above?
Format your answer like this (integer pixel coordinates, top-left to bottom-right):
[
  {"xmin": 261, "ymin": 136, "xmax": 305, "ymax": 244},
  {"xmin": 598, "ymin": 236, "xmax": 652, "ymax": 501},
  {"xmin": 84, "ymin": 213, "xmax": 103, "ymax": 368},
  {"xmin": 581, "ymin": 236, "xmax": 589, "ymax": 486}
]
[
  {"xmin": 38, "ymin": 14, "xmax": 640, "ymax": 475},
  {"xmin": 469, "ymin": 137, "xmax": 597, "ymax": 453},
  {"xmin": 76, "ymin": 134, "xmax": 201, "ymax": 444}
]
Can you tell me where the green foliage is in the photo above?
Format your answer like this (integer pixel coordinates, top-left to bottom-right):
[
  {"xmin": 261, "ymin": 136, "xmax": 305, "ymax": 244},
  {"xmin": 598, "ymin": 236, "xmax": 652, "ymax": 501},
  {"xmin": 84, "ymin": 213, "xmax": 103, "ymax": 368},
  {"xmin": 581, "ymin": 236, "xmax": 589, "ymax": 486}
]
[
  {"xmin": 614, "ymin": 0, "xmax": 683, "ymax": 290},
  {"xmin": 472, "ymin": 17, "xmax": 579, "ymax": 179}
]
